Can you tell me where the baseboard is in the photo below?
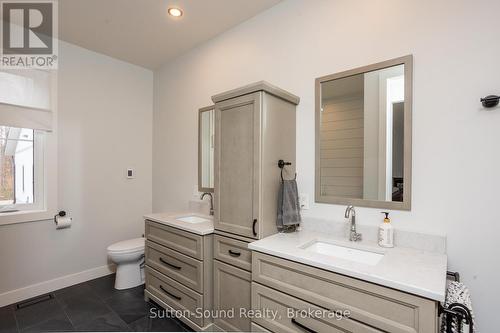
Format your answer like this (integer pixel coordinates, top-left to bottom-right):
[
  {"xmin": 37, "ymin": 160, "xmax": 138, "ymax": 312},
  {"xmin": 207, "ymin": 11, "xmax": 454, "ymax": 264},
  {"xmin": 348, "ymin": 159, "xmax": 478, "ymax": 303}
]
[{"xmin": 0, "ymin": 264, "xmax": 116, "ymax": 307}]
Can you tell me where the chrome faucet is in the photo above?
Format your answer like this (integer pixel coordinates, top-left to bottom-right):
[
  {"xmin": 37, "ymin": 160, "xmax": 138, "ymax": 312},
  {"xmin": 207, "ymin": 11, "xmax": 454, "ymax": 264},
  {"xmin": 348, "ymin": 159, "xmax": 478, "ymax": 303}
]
[
  {"xmin": 200, "ymin": 192, "xmax": 214, "ymax": 216},
  {"xmin": 344, "ymin": 205, "xmax": 362, "ymax": 242}
]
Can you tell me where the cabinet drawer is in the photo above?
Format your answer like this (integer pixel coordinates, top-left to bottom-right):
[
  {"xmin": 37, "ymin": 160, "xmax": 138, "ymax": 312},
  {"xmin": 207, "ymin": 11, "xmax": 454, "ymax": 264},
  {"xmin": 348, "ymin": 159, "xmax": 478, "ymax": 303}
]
[
  {"xmin": 252, "ymin": 252, "xmax": 438, "ymax": 333},
  {"xmin": 146, "ymin": 240, "xmax": 203, "ymax": 293},
  {"xmin": 252, "ymin": 282, "xmax": 382, "ymax": 333},
  {"xmin": 145, "ymin": 267, "xmax": 204, "ymax": 327},
  {"xmin": 146, "ymin": 220, "xmax": 203, "ymax": 260},
  {"xmin": 214, "ymin": 235, "xmax": 252, "ymax": 271}
]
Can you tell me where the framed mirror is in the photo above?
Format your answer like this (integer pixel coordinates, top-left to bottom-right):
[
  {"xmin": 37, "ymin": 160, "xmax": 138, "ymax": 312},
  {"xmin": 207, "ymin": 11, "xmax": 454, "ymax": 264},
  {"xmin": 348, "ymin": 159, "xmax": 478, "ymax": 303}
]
[
  {"xmin": 315, "ymin": 55, "xmax": 412, "ymax": 210},
  {"xmin": 198, "ymin": 105, "xmax": 215, "ymax": 192}
]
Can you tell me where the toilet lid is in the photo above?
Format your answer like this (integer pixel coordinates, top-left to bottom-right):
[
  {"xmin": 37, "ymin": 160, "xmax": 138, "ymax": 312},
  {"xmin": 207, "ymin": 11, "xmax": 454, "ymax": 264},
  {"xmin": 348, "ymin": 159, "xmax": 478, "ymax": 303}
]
[{"xmin": 107, "ymin": 237, "xmax": 145, "ymax": 253}]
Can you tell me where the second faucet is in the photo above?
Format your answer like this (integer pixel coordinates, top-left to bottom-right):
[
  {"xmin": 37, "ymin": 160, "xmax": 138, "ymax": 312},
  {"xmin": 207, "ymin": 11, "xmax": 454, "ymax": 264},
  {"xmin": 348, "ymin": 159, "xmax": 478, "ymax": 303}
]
[{"xmin": 345, "ymin": 205, "xmax": 362, "ymax": 242}]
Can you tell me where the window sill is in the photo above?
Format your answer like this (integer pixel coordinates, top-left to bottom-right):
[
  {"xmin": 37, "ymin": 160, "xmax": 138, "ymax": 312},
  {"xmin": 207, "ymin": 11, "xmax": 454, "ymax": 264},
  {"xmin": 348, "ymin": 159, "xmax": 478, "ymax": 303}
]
[{"xmin": 0, "ymin": 209, "xmax": 56, "ymax": 226}]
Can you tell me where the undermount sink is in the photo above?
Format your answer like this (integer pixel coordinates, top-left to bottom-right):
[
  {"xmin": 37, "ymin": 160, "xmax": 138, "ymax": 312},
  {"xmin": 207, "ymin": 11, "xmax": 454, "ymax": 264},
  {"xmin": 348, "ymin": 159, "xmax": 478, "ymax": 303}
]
[
  {"xmin": 175, "ymin": 215, "xmax": 211, "ymax": 224},
  {"xmin": 300, "ymin": 240, "xmax": 384, "ymax": 266}
]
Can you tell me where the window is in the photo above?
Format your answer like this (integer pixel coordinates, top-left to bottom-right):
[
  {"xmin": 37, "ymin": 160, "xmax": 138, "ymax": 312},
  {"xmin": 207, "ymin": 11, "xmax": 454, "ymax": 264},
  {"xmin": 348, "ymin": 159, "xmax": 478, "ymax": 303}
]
[
  {"xmin": 0, "ymin": 126, "xmax": 44, "ymax": 213},
  {"xmin": 0, "ymin": 69, "xmax": 55, "ymax": 224}
]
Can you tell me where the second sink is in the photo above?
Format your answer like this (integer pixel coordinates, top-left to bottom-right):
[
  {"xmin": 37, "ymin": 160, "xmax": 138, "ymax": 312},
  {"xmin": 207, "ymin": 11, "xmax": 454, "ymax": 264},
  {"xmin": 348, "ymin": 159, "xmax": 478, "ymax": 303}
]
[
  {"xmin": 175, "ymin": 215, "xmax": 211, "ymax": 224},
  {"xmin": 300, "ymin": 240, "xmax": 384, "ymax": 266}
]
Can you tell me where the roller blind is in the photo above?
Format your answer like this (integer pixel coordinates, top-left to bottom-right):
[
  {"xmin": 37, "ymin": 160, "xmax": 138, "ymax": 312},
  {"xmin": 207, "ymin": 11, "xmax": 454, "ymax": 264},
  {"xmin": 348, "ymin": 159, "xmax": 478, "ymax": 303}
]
[{"xmin": 0, "ymin": 69, "xmax": 52, "ymax": 131}]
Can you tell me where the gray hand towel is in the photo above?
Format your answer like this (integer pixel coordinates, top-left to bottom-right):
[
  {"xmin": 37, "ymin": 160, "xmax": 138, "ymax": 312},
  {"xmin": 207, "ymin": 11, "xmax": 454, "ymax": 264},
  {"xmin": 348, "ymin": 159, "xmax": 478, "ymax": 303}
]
[{"xmin": 277, "ymin": 179, "xmax": 301, "ymax": 231}]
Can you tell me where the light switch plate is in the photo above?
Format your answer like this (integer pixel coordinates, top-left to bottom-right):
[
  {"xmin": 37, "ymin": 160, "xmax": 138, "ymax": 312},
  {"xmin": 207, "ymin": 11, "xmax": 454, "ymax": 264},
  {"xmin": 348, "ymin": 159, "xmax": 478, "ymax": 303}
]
[
  {"xmin": 299, "ymin": 193, "xmax": 309, "ymax": 210},
  {"xmin": 126, "ymin": 168, "xmax": 134, "ymax": 179}
]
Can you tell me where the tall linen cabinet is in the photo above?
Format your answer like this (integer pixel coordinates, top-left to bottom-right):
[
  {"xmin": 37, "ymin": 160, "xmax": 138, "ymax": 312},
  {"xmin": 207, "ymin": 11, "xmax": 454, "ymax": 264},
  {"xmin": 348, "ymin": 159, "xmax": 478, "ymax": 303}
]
[{"xmin": 211, "ymin": 81, "xmax": 299, "ymax": 332}]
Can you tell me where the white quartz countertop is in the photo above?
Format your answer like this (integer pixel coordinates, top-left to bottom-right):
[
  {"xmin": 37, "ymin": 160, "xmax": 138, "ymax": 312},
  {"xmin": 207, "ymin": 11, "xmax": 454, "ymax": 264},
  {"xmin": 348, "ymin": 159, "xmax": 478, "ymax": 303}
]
[
  {"xmin": 144, "ymin": 212, "xmax": 214, "ymax": 235},
  {"xmin": 248, "ymin": 230, "xmax": 448, "ymax": 302}
]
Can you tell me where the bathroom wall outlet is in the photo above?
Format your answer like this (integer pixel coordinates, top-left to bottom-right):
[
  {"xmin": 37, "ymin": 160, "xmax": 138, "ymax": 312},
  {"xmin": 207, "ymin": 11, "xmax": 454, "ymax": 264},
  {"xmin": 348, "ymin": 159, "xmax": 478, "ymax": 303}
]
[
  {"xmin": 299, "ymin": 193, "xmax": 310, "ymax": 210},
  {"xmin": 126, "ymin": 168, "xmax": 134, "ymax": 179}
]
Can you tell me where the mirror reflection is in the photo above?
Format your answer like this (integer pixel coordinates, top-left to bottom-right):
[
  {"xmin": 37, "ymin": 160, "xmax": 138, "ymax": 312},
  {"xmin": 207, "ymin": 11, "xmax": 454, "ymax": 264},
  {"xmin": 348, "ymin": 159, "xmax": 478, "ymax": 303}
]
[
  {"xmin": 318, "ymin": 63, "xmax": 407, "ymax": 203},
  {"xmin": 199, "ymin": 106, "xmax": 214, "ymax": 192}
]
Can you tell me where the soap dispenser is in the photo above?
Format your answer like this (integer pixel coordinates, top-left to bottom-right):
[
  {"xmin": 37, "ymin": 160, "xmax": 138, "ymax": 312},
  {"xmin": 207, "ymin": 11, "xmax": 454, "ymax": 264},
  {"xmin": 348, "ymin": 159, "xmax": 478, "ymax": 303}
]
[{"xmin": 378, "ymin": 212, "xmax": 394, "ymax": 248}]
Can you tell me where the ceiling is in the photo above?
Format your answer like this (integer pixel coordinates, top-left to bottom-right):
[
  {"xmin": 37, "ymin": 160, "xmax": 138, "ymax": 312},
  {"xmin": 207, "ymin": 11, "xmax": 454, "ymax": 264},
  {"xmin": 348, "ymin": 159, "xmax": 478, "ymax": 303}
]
[{"xmin": 59, "ymin": 0, "xmax": 282, "ymax": 69}]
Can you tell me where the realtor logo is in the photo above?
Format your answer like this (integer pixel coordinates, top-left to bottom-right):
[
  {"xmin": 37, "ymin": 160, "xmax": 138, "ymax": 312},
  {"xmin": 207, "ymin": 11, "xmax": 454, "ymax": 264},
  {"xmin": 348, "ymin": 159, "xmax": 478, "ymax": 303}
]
[{"xmin": 1, "ymin": 0, "xmax": 58, "ymax": 68}]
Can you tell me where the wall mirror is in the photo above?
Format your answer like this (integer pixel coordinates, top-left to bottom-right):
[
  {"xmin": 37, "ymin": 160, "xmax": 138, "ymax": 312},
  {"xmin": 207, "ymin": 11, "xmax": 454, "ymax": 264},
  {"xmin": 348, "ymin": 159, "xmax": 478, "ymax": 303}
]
[
  {"xmin": 198, "ymin": 105, "xmax": 215, "ymax": 192},
  {"xmin": 315, "ymin": 55, "xmax": 412, "ymax": 210}
]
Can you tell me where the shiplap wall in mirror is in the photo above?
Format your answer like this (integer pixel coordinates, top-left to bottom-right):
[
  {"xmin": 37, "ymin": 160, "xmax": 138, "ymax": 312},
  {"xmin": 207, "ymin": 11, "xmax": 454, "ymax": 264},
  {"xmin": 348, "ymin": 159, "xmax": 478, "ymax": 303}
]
[{"xmin": 315, "ymin": 55, "xmax": 412, "ymax": 210}]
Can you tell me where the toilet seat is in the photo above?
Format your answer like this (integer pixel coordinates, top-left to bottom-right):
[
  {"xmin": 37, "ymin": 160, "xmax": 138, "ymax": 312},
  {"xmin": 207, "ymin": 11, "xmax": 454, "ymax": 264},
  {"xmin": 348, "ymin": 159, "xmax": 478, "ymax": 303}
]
[{"xmin": 107, "ymin": 237, "xmax": 144, "ymax": 254}]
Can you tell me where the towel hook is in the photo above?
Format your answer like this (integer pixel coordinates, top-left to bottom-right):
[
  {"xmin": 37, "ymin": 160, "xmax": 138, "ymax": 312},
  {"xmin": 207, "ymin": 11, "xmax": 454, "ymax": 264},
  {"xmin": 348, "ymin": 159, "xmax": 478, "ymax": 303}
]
[
  {"xmin": 446, "ymin": 271, "xmax": 460, "ymax": 282},
  {"xmin": 480, "ymin": 94, "xmax": 499, "ymax": 108},
  {"xmin": 278, "ymin": 159, "xmax": 296, "ymax": 181}
]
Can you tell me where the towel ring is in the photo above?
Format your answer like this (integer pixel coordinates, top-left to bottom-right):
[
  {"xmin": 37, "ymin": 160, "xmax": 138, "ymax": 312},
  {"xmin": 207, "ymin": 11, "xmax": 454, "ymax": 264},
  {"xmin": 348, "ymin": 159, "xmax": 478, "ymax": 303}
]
[{"xmin": 278, "ymin": 159, "xmax": 297, "ymax": 181}]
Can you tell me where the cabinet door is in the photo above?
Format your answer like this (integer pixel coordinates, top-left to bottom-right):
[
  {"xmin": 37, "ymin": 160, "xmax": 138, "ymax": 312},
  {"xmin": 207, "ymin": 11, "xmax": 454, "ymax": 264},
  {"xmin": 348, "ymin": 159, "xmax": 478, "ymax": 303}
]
[
  {"xmin": 213, "ymin": 260, "xmax": 252, "ymax": 332},
  {"xmin": 214, "ymin": 93, "xmax": 261, "ymax": 239}
]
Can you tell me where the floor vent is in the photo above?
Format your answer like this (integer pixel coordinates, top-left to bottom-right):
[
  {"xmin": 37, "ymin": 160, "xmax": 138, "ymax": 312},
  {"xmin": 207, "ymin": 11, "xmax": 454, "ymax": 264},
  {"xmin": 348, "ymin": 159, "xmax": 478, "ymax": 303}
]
[{"xmin": 16, "ymin": 293, "xmax": 54, "ymax": 310}]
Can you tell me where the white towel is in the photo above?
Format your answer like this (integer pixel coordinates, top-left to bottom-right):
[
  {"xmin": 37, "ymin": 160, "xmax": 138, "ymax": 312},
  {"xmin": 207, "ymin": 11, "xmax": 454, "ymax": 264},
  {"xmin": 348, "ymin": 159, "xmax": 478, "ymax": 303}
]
[{"xmin": 441, "ymin": 281, "xmax": 475, "ymax": 333}]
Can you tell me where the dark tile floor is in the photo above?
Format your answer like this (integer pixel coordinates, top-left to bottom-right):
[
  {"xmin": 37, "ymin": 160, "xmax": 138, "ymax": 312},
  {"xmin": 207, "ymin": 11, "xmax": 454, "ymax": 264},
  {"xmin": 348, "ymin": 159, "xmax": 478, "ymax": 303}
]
[{"xmin": 0, "ymin": 274, "xmax": 192, "ymax": 332}]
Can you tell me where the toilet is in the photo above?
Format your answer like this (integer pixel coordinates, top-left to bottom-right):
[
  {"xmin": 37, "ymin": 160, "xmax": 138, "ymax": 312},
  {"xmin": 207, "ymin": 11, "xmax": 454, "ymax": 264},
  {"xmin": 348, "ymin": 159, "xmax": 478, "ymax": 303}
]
[{"xmin": 107, "ymin": 237, "xmax": 145, "ymax": 290}]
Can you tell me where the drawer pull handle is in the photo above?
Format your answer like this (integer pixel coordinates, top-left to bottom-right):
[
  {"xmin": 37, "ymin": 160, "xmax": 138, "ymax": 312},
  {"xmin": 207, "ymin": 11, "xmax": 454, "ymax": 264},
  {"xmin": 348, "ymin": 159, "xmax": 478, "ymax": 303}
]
[
  {"xmin": 252, "ymin": 219, "xmax": 257, "ymax": 237},
  {"xmin": 159, "ymin": 285, "xmax": 182, "ymax": 301},
  {"xmin": 159, "ymin": 257, "xmax": 181, "ymax": 270},
  {"xmin": 228, "ymin": 250, "xmax": 241, "ymax": 257},
  {"xmin": 291, "ymin": 318, "xmax": 317, "ymax": 333}
]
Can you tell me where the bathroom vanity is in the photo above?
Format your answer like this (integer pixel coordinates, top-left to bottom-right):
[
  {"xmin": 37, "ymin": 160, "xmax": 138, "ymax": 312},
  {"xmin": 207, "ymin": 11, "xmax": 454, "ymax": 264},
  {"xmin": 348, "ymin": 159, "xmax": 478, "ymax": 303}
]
[
  {"xmin": 248, "ymin": 230, "xmax": 447, "ymax": 333},
  {"xmin": 143, "ymin": 212, "xmax": 215, "ymax": 331},
  {"xmin": 144, "ymin": 211, "xmax": 446, "ymax": 333}
]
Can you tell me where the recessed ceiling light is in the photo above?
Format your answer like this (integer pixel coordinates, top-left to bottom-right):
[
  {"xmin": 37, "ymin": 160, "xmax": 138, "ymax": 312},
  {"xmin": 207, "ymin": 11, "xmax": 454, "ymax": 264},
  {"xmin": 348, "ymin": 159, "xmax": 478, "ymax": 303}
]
[{"xmin": 168, "ymin": 7, "xmax": 183, "ymax": 17}]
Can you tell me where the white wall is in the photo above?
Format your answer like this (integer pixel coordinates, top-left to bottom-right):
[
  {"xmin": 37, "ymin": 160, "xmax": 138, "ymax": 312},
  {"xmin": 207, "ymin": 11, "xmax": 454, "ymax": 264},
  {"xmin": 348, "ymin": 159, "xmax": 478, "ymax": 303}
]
[
  {"xmin": 153, "ymin": 0, "xmax": 500, "ymax": 330},
  {"xmin": 363, "ymin": 71, "xmax": 381, "ymax": 199},
  {"xmin": 0, "ymin": 42, "xmax": 153, "ymax": 302},
  {"xmin": 363, "ymin": 65, "xmax": 405, "ymax": 200}
]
